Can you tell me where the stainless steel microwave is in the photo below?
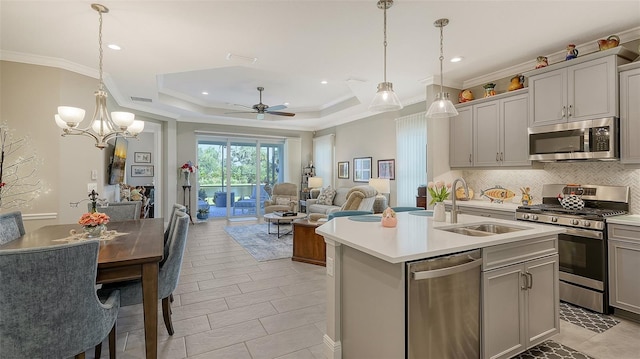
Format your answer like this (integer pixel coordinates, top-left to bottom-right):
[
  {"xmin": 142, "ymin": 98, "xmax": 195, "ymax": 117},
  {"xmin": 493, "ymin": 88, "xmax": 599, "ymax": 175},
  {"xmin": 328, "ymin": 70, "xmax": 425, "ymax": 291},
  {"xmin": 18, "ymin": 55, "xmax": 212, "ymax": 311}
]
[{"xmin": 528, "ymin": 117, "xmax": 618, "ymax": 161}]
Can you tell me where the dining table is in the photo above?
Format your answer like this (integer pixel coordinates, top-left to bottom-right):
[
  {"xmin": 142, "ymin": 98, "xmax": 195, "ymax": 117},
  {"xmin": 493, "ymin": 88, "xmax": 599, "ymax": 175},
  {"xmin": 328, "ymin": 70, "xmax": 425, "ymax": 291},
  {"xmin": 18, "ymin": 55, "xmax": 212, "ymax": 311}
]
[{"xmin": 0, "ymin": 217, "xmax": 164, "ymax": 359}]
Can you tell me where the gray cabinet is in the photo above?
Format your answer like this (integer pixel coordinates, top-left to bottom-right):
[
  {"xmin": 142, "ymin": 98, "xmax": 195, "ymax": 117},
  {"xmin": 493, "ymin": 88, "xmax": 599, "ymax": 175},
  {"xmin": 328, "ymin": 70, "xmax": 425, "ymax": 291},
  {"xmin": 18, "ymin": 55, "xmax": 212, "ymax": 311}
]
[
  {"xmin": 620, "ymin": 67, "xmax": 640, "ymax": 164},
  {"xmin": 528, "ymin": 50, "xmax": 635, "ymax": 127},
  {"xmin": 482, "ymin": 238, "xmax": 559, "ymax": 359},
  {"xmin": 451, "ymin": 90, "xmax": 529, "ymax": 168},
  {"xmin": 474, "ymin": 93, "xmax": 530, "ymax": 167},
  {"xmin": 450, "ymin": 106, "xmax": 473, "ymax": 167},
  {"xmin": 608, "ymin": 224, "xmax": 640, "ymax": 315}
]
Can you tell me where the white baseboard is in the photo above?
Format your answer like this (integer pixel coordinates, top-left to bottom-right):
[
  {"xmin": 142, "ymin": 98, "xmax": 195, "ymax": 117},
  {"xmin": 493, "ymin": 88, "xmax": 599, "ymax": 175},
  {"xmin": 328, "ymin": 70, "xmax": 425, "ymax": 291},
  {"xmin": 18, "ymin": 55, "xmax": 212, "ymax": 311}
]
[{"xmin": 323, "ymin": 334, "xmax": 342, "ymax": 359}]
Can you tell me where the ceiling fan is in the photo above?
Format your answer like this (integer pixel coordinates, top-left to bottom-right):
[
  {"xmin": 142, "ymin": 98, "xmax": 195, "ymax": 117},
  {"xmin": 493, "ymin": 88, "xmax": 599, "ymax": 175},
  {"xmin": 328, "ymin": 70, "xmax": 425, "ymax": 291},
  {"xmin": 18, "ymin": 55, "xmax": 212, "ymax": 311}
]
[{"xmin": 227, "ymin": 87, "xmax": 295, "ymax": 120}]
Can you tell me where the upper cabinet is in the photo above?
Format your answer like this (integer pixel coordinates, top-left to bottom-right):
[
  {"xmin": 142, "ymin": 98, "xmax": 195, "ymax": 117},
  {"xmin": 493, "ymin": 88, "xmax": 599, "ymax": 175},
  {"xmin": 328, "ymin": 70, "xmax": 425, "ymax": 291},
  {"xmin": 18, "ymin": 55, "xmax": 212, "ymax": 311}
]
[
  {"xmin": 451, "ymin": 90, "xmax": 529, "ymax": 168},
  {"xmin": 526, "ymin": 47, "xmax": 636, "ymax": 127},
  {"xmin": 619, "ymin": 63, "xmax": 640, "ymax": 164},
  {"xmin": 450, "ymin": 106, "xmax": 474, "ymax": 167}
]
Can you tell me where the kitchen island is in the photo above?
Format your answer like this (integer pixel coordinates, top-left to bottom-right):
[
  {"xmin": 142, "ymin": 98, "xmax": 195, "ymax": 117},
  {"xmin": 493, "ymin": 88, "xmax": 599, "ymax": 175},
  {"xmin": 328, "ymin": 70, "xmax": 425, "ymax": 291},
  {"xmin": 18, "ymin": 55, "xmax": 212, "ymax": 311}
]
[{"xmin": 316, "ymin": 211, "xmax": 564, "ymax": 359}]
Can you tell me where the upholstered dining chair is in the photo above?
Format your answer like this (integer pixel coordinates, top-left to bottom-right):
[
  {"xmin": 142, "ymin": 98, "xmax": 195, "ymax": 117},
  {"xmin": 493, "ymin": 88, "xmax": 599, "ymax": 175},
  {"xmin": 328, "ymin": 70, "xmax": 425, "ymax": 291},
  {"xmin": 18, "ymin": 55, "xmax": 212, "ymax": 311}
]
[
  {"xmin": 0, "ymin": 211, "xmax": 26, "ymax": 245},
  {"xmin": 98, "ymin": 210, "xmax": 189, "ymax": 336},
  {"xmin": 89, "ymin": 201, "xmax": 142, "ymax": 222},
  {"xmin": 0, "ymin": 240, "xmax": 120, "ymax": 358}
]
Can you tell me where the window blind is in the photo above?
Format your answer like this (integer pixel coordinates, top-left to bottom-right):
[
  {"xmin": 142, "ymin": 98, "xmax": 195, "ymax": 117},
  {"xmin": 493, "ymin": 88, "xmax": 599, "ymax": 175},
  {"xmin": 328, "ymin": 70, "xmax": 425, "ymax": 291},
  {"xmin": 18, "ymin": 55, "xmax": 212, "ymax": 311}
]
[{"xmin": 396, "ymin": 112, "xmax": 427, "ymax": 206}]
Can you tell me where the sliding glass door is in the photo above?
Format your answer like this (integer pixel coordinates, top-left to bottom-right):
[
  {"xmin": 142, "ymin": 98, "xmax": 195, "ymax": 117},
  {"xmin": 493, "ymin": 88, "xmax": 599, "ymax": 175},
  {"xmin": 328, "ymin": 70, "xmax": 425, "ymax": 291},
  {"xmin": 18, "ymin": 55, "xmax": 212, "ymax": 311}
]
[{"xmin": 197, "ymin": 136, "xmax": 284, "ymax": 219}]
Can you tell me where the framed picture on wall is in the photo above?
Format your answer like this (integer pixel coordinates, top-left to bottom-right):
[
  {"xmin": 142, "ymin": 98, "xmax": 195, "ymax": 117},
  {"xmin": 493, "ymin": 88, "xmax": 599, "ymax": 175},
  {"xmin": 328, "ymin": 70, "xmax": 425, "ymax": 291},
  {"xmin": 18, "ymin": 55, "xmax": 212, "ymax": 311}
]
[
  {"xmin": 337, "ymin": 161, "xmax": 349, "ymax": 179},
  {"xmin": 134, "ymin": 152, "xmax": 151, "ymax": 163},
  {"xmin": 131, "ymin": 165, "xmax": 154, "ymax": 177},
  {"xmin": 378, "ymin": 159, "xmax": 395, "ymax": 180},
  {"xmin": 353, "ymin": 157, "xmax": 372, "ymax": 182}
]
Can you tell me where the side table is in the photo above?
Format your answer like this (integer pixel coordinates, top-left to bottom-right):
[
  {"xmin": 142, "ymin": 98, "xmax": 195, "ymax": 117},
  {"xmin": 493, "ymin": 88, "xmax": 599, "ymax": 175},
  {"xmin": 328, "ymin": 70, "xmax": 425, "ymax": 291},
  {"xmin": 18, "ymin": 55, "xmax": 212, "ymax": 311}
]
[{"xmin": 292, "ymin": 219, "xmax": 326, "ymax": 266}]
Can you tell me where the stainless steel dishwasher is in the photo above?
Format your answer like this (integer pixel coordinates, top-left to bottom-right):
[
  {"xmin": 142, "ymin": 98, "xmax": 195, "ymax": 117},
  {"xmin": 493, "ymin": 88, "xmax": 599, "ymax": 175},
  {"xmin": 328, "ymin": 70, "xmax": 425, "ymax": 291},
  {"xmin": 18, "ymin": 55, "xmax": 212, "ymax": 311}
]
[{"xmin": 406, "ymin": 249, "xmax": 482, "ymax": 359}]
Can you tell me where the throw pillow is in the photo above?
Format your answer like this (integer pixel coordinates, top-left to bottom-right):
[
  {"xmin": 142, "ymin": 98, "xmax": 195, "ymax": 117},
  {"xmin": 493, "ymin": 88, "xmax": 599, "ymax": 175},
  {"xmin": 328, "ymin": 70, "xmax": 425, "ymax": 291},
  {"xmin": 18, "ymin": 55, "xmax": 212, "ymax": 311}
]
[
  {"xmin": 275, "ymin": 197, "xmax": 291, "ymax": 206},
  {"xmin": 316, "ymin": 186, "xmax": 337, "ymax": 205}
]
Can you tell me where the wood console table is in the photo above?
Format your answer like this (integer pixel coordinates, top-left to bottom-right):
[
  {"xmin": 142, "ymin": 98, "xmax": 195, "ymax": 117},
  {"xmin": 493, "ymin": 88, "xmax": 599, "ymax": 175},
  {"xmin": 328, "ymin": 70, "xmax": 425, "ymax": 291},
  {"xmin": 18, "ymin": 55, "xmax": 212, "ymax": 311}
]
[{"xmin": 292, "ymin": 219, "xmax": 326, "ymax": 266}]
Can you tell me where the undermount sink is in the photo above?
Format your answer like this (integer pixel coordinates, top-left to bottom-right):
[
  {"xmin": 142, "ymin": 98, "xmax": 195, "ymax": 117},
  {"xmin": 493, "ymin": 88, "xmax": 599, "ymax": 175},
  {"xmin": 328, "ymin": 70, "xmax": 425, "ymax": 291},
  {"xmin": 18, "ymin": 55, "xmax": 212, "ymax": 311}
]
[{"xmin": 438, "ymin": 223, "xmax": 528, "ymax": 237}]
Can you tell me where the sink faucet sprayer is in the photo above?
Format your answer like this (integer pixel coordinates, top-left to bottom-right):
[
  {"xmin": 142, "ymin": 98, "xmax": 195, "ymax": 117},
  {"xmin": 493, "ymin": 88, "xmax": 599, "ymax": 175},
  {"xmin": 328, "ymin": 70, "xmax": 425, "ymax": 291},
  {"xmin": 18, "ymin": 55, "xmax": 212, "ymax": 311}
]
[{"xmin": 451, "ymin": 177, "xmax": 469, "ymax": 223}]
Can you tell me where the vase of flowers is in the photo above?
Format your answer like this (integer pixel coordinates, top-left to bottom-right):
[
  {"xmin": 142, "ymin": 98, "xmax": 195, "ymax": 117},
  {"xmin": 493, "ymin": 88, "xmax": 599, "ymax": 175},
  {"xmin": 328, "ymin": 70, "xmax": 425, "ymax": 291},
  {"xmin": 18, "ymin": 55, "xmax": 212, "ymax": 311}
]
[
  {"xmin": 78, "ymin": 212, "xmax": 110, "ymax": 238},
  {"xmin": 180, "ymin": 161, "xmax": 197, "ymax": 187},
  {"xmin": 428, "ymin": 181, "xmax": 451, "ymax": 222}
]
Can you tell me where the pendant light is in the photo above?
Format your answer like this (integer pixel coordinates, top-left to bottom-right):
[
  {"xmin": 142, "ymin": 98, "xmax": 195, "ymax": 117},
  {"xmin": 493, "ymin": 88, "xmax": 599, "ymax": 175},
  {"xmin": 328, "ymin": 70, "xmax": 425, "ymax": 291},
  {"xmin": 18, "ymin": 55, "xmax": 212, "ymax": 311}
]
[
  {"xmin": 54, "ymin": 3, "xmax": 144, "ymax": 149},
  {"xmin": 426, "ymin": 18, "xmax": 459, "ymax": 118},
  {"xmin": 369, "ymin": 0, "xmax": 403, "ymax": 112}
]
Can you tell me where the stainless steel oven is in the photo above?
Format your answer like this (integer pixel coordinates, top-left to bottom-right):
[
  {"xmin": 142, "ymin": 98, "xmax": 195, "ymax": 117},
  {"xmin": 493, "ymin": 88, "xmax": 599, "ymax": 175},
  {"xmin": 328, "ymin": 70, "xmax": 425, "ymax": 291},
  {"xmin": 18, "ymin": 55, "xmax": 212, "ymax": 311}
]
[
  {"xmin": 557, "ymin": 229, "xmax": 608, "ymax": 312},
  {"xmin": 516, "ymin": 184, "xmax": 629, "ymax": 314},
  {"xmin": 528, "ymin": 117, "xmax": 618, "ymax": 161}
]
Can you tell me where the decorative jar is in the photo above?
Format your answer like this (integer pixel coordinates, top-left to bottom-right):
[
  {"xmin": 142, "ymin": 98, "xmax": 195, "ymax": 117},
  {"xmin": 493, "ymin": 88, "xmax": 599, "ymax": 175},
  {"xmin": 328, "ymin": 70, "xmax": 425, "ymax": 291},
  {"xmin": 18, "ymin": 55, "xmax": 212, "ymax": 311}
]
[
  {"xmin": 433, "ymin": 202, "xmax": 446, "ymax": 222},
  {"xmin": 183, "ymin": 172, "xmax": 191, "ymax": 186}
]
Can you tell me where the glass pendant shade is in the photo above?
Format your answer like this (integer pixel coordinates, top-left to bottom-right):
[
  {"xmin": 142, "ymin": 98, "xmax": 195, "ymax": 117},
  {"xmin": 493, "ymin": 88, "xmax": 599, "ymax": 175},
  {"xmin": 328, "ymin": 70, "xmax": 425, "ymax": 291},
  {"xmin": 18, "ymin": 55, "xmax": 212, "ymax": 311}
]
[
  {"xmin": 111, "ymin": 111, "xmax": 135, "ymax": 128},
  {"xmin": 57, "ymin": 106, "xmax": 86, "ymax": 127},
  {"xmin": 127, "ymin": 120, "xmax": 145, "ymax": 135},
  {"xmin": 370, "ymin": 82, "xmax": 403, "ymax": 112},
  {"xmin": 426, "ymin": 92, "xmax": 459, "ymax": 118}
]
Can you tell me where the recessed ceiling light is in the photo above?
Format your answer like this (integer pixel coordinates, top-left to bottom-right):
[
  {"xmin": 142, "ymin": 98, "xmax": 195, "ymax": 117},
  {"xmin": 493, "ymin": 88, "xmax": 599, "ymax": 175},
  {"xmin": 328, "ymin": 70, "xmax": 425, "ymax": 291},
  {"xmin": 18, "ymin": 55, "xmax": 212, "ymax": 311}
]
[
  {"xmin": 108, "ymin": 44, "xmax": 121, "ymax": 50},
  {"xmin": 201, "ymin": 91, "xmax": 208, "ymax": 95},
  {"xmin": 450, "ymin": 56, "xmax": 463, "ymax": 63},
  {"xmin": 284, "ymin": 102, "xmax": 290, "ymax": 106},
  {"xmin": 321, "ymin": 80, "xmax": 328, "ymax": 85}
]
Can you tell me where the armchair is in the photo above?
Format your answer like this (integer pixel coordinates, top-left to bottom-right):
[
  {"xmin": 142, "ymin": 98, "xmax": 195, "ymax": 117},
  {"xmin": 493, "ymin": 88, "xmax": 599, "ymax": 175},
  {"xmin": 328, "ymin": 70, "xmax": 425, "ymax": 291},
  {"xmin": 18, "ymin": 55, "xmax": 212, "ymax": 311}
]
[
  {"xmin": 0, "ymin": 240, "xmax": 120, "ymax": 358},
  {"xmin": 264, "ymin": 182, "xmax": 298, "ymax": 214},
  {"xmin": 0, "ymin": 211, "xmax": 26, "ymax": 245}
]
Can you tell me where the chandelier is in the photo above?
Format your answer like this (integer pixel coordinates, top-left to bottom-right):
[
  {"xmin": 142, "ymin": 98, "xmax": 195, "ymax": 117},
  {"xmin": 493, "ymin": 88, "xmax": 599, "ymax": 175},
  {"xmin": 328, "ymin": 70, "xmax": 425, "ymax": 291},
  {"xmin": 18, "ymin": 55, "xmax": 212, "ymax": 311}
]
[
  {"xmin": 369, "ymin": 0, "xmax": 403, "ymax": 112},
  {"xmin": 426, "ymin": 18, "xmax": 459, "ymax": 118},
  {"xmin": 54, "ymin": 3, "xmax": 144, "ymax": 149}
]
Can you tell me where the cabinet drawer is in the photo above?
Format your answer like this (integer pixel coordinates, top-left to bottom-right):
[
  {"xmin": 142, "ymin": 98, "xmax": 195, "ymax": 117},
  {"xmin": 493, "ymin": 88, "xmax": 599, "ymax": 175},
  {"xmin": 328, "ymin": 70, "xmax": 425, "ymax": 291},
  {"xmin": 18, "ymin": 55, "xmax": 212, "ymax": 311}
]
[
  {"xmin": 483, "ymin": 236, "xmax": 558, "ymax": 271},
  {"xmin": 608, "ymin": 224, "xmax": 640, "ymax": 244}
]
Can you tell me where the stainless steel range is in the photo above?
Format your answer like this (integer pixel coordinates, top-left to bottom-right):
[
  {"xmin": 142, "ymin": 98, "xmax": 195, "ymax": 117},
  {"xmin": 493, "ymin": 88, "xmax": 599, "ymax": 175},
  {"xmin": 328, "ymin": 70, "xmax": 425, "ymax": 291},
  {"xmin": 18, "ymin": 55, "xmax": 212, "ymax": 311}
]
[{"xmin": 515, "ymin": 184, "xmax": 629, "ymax": 313}]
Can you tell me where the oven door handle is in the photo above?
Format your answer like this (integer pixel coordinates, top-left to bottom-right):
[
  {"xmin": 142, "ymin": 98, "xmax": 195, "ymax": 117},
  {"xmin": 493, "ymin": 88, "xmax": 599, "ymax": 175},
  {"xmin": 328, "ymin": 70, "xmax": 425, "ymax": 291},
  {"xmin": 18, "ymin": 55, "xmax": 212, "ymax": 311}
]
[{"xmin": 564, "ymin": 227, "xmax": 603, "ymax": 240}]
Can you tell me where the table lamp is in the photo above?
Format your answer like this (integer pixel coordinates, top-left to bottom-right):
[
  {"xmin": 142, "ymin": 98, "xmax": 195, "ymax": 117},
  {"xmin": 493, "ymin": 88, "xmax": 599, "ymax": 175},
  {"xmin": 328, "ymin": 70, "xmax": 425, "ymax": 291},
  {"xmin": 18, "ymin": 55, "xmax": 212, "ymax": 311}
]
[
  {"xmin": 369, "ymin": 178, "xmax": 391, "ymax": 205},
  {"xmin": 308, "ymin": 177, "xmax": 323, "ymax": 189}
]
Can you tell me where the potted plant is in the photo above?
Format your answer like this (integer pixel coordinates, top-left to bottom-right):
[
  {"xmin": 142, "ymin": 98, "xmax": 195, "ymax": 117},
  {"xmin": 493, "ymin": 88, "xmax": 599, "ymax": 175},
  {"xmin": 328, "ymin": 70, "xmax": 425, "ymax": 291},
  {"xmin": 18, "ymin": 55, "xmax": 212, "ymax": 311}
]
[{"xmin": 196, "ymin": 207, "xmax": 209, "ymax": 220}]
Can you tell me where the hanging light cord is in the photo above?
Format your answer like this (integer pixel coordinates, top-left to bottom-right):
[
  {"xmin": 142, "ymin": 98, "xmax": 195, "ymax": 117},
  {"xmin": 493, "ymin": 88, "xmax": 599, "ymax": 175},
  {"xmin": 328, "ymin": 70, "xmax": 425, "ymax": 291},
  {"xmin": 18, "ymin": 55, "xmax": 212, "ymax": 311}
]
[
  {"xmin": 98, "ymin": 8, "xmax": 104, "ymax": 92},
  {"xmin": 438, "ymin": 22, "xmax": 444, "ymax": 93},
  {"xmin": 382, "ymin": 0, "xmax": 388, "ymax": 83}
]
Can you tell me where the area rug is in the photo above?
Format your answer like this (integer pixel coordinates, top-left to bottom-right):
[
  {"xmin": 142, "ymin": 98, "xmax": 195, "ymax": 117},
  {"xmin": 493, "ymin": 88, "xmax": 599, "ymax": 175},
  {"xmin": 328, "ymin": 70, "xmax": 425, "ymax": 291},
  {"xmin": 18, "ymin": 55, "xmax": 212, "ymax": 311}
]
[
  {"xmin": 224, "ymin": 223, "xmax": 293, "ymax": 262},
  {"xmin": 512, "ymin": 340, "xmax": 594, "ymax": 359},
  {"xmin": 559, "ymin": 302, "xmax": 619, "ymax": 333}
]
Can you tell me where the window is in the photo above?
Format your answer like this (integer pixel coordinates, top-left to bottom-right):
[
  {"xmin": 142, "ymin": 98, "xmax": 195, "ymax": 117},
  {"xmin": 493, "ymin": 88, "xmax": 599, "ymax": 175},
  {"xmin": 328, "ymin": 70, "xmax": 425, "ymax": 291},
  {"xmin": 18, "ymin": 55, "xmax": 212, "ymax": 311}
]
[{"xmin": 396, "ymin": 113, "xmax": 427, "ymax": 206}]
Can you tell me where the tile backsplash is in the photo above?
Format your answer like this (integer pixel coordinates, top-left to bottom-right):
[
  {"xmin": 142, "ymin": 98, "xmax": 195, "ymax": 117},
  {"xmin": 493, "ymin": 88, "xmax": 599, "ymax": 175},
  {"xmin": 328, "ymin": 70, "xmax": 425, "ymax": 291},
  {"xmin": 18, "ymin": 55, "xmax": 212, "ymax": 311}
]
[{"xmin": 457, "ymin": 163, "xmax": 640, "ymax": 214}]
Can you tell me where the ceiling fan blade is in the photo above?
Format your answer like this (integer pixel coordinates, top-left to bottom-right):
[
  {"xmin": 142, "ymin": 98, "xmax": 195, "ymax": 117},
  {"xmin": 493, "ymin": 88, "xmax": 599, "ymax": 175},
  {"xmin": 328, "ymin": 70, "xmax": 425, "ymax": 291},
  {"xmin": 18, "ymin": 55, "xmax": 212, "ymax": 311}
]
[
  {"xmin": 266, "ymin": 111, "xmax": 295, "ymax": 117},
  {"xmin": 231, "ymin": 103, "xmax": 254, "ymax": 109},
  {"xmin": 266, "ymin": 104, "xmax": 287, "ymax": 111}
]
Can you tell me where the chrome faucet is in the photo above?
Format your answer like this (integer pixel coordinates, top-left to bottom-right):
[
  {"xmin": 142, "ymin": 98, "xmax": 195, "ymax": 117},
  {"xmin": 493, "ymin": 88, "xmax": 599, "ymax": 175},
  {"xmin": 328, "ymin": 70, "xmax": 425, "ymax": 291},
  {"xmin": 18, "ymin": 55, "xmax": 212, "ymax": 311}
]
[{"xmin": 451, "ymin": 177, "xmax": 469, "ymax": 223}]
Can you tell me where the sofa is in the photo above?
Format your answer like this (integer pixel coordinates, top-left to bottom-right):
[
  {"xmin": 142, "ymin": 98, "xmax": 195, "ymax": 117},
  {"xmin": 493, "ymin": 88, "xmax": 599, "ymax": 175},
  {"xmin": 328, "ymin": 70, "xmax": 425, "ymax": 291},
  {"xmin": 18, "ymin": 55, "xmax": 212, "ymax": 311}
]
[{"xmin": 306, "ymin": 185, "xmax": 387, "ymax": 214}]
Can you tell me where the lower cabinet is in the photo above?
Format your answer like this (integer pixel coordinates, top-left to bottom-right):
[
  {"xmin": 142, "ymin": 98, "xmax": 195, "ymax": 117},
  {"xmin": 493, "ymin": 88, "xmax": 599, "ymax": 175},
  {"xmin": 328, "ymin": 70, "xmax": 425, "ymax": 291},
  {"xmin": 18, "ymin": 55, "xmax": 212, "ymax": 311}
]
[
  {"xmin": 482, "ymin": 239, "xmax": 559, "ymax": 359},
  {"xmin": 608, "ymin": 224, "xmax": 640, "ymax": 314}
]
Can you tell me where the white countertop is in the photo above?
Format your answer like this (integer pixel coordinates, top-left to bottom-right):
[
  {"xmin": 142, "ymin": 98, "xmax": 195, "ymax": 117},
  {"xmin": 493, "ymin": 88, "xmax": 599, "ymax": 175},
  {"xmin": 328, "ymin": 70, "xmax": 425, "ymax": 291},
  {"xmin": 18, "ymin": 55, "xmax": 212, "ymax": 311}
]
[
  {"xmin": 607, "ymin": 214, "xmax": 640, "ymax": 226},
  {"xmin": 316, "ymin": 211, "xmax": 564, "ymax": 264},
  {"xmin": 444, "ymin": 199, "xmax": 521, "ymax": 213}
]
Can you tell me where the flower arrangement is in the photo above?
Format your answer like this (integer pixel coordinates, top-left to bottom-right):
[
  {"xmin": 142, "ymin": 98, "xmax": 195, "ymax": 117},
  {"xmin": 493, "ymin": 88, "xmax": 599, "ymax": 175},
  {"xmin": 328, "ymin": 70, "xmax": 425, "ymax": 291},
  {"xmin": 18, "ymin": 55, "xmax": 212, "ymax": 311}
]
[
  {"xmin": 78, "ymin": 212, "xmax": 110, "ymax": 227},
  {"xmin": 427, "ymin": 181, "xmax": 451, "ymax": 205},
  {"xmin": 180, "ymin": 161, "xmax": 197, "ymax": 173}
]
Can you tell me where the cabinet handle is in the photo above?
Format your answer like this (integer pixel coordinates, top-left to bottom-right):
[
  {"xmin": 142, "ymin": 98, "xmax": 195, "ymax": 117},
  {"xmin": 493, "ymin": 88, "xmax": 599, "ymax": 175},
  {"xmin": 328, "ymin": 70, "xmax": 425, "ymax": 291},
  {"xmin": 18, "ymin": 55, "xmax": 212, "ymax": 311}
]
[
  {"xmin": 469, "ymin": 154, "xmax": 472, "ymax": 163},
  {"xmin": 568, "ymin": 105, "xmax": 573, "ymax": 117},
  {"xmin": 526, "ymin": 272, "xmax": 533, "ymax": 289},
  {"xmin": 496, "ymin": 152, "xmax": 499, "ymax": 162},
  {"xmin": 561, "ymin": 106, "xmax": 566, "ymax": 118},
  {"xmin": 500, "ymin": 152, "xmax": 504, "ymax": 161},
  {"xmin": 521, "ymin": 272, "xmax": 528, "ymax": 290}
]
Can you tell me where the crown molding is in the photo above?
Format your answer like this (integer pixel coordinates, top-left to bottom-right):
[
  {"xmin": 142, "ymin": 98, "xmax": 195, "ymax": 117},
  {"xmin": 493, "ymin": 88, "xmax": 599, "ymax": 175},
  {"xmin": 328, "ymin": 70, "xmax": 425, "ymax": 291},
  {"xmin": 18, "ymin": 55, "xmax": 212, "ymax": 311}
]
[{"xmin": 0, "ymin": 50, "xmax": 99, "ymax": 79}]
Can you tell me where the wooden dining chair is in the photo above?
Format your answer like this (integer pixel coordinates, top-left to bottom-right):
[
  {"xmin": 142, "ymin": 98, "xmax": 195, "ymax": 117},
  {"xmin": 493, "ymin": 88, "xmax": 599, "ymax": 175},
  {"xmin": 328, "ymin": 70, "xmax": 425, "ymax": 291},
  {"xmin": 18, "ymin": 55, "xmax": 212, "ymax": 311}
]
[
  {"xmin": 0, "ymin": 211, "xmax": 26, "ymax": 245},
  {"xmin": 88, "ymin": 201, "xmax": 142, "ymax": 222},
  {"xmin": 98, "ymin": 211, "xmax": 189, "ymax": 335},
  {"xmin": 0, "ymin": 240, "xmax": 120, "ymax": 358}
]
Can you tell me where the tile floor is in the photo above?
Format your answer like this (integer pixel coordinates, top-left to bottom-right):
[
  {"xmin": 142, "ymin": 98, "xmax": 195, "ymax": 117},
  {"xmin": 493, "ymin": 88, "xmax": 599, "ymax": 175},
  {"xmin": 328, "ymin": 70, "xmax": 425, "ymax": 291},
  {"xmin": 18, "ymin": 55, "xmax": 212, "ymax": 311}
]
[{"xmin": 90, "ymin": 219, "xmax": 640, "ymax": 359}]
